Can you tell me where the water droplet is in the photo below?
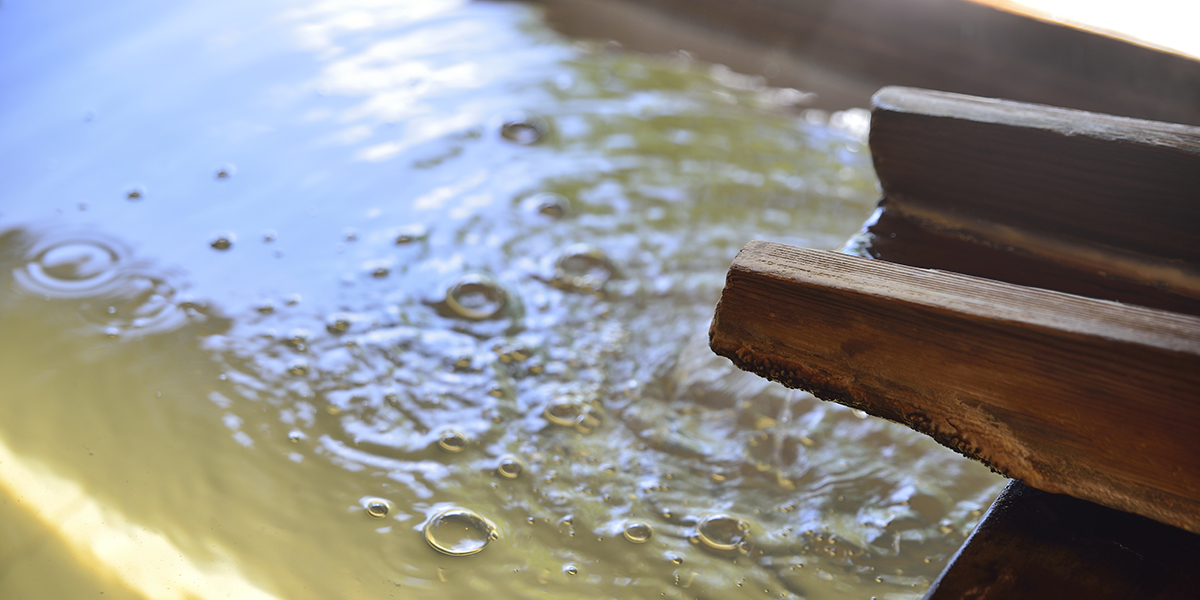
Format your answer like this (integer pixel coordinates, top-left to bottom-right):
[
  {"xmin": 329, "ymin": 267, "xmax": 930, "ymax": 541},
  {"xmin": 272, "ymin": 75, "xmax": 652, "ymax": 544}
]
[
  {"xmin": 209, "ymin": 232, "xmax": 235, "ymax": 251},
  {"xmin": 423, "ymin": 508, "xmax": 498, "ymax": 556},
  {"xmin": 444, "ymin": 274, "xmax": 507, "ymax": 320},
  {"xmin": 214, "ymin": 164, "xmax": 236, "ymax": 179},
  {"xmin": 543, "ymin": 398, "xmax": 584, "ymax": 426},
  {"xmin": 126, "ymin": 186, "xmax": 145, "ymax": 201},
  {"xmin": 695, "ymin": 514, "xmax": 748, "ymax": 551},
  {"xmin": 326, "ymin": 314, "xmax": 351, "ymax": 333},
  {"xmin": 553, "ymin": 244, "xmax": 614, "ymax": 292},
  {"xmin": 852, "ymin": 409, "xmax": 868, "ymax": 419},
  {"xmin": 393, "ymin": 224, "xmax": 427, "ymax": 245},
  {"xmin": 497, "ymin": 456, "xmax": 523, "ymax": 479},
  {"xmin": 523, "ymin": 193, "xmax": 570, "ymax": 218},
  {"xmin": 623, "ymin": 521, "xmax": 653, "ymax": 543},
  {"xmin": 286, "ymin": 329, "xmax": 309, "ymax": 349},
  {"xmin": 362, "ymin": 497, "xmax": 392, "ymax": 518},
  {"xmin": 564, "ymin": 565, "xmax": 578, "ymax": 576},
  {"xmin": 438, "ymin": 430, "xmax": 467, "ymax": 453},
  {"xmin": 543, "ymin": 397, "xmax": 601, "ymax": 432},
  {"xmin": 500, "ymin": 113, "xmax": 550, "ymax": 145}
]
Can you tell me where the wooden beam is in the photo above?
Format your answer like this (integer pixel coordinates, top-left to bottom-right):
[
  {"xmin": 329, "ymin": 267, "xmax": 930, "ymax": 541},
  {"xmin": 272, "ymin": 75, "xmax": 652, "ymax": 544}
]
[
  {"xmin": 708, "ymin": 242, "xmax": 1200, "ymax": 532},
  {"xmin": 869, "ymin": 87, "xmax": 1200, "ymax": 281},
  {"xmin": 854, "ymin": 207, "xmax": 1200, "ymax": 318}
]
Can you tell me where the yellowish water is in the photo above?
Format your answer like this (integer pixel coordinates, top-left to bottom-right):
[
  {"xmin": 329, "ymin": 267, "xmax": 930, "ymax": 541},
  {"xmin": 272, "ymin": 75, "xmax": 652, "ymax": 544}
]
[{"xmin": 0, "ymin": 0, "xmax": 1004, "ymax": 598}]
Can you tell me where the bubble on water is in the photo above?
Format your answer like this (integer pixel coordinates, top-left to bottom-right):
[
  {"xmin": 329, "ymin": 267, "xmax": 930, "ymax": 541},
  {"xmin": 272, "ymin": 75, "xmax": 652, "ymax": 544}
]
[
  {"xmin": 361, "ymin": 497, "xmax": 392, "ymax": 518},
  {"xmin": 286, "ymin": 328, "xmax": 309, "ymax": 349},
  {"xmin": 371, "ymin": 266, "xmax": 390, "ymax": 278},
  {"xmin": 522, "ymin": 192, "xmax": 570, "ymax": 218},
  {"xmin": 423, "ymin": 508, "xmax": 498, "ymax": 556},
  {"xmin": 262, "ymin": 229, "xmax": 277, "ymax": 243},
  {"xmin": 287, "ymin": 429, "xmax": 304, "ymax": 443},
  {"xmin": 500, "ymin": 113, "xmax": 550, "ymax": 145},
  {"xmin": 126, "ymin": 186, "xmax": 145, "ymax": 201},
  {"xmin": 623, "ymin": 521, "xmax": 653, "ymax": 543},
  {"xmin": 288, "ymin": 359, "xmax": 309, "ymax": 376},
  {"xmin": 694, "ymin": 514, "xmax": 749, "ymax": 551},
  {"xmin": 444, "ymin": 274, "xmax": 507, "ymax": 320},
  {"xmin": 342, "ymin": 227, "xmax": 358, "ymax": 242},
  {"xmin": 543, "ymin": 398, "xmax": 584, "ymax": 426},
  {"xmin": 214, "ymin": 164, "xmax": 236, "ymax": 180},
  {"xmin": 543, "ymin": 397, "xmax": 601, "ymax": 433},
  {"xmin": 284, "ymin": 293, "xmax": 301, "ymax": 306},
  {"xmin": 553, "ymin": 244, "xmax": 614, "ymax": 292},
  {"xmin": 438, "ymin": 430, "xmax": 467, "ymax": 453},
  {"xmin": 209, "ymin": 232, "xmax": 235, "ymax": 251},
  {"xmin": 564, "ymin": 565, "xmax": 578, "ymax": 576},
  {"xmin": 496, "ymin": 456, "xmax": 523, "ymax": 479},
  {"xmin": 393, "ymin": 224, "xmax": 428, "ymax": 245},
  {"xmin": 256, "ymin": 300, "xmax": 275, "ymax": 314},
  {"xmin": 326, "ymin": 313, "xmax": 353, "ymax": 334},
  {"xmin": 852, "ymin": 409, "xmax": 869, "ymax": 419}
]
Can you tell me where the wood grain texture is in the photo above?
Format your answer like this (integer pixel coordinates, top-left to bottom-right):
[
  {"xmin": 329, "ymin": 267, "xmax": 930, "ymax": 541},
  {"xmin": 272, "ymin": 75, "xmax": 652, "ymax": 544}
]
[
  {"xmin": 709, "ymin": 242, "xmax": 1200, "ymax": 532},
  {"xmin": 869, "ymin": 87, "xmax": 1200, "ymax": 288},
  {"xmin": 528, "ymin": 0, "xmax": 1200, "ymax": 125},
  {"xmin": 851, "ymin": 205, "xmax": 1200, "ymax": 318}
]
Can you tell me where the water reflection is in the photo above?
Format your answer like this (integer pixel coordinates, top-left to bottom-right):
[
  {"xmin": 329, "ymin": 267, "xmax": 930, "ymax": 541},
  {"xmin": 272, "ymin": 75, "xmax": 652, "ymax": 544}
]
[{"xmin": 0, "ymin": 0, "xmax": 1000, "ymax": 598}]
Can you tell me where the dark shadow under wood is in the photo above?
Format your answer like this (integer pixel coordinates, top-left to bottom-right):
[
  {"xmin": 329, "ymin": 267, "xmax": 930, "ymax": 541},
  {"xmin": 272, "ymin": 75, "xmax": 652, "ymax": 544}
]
[{"xmin": 927, "ymin": 480, "xmax": 1200, "ymax": 600}]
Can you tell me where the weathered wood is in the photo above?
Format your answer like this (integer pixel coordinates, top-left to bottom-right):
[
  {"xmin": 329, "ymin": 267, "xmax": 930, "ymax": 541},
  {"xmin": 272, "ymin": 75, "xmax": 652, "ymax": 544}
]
[
  {"xmin": 869, "ymin": 87, "xmax": 1200, "ymax": 300},
  {"xmin": 926, "ymin": 480, "xmax": 1200, "ymax": 600},
  {"xmin": 708, "ymin": 242, "xmax": 1200, "ymax": 532},
  {"xmin": 852, "ymin": 206, "xmax": 1200, "ymax": 318},
  {"xmin": 529, "ymin": 0, "xmax": 1200, "ymax": 124}
]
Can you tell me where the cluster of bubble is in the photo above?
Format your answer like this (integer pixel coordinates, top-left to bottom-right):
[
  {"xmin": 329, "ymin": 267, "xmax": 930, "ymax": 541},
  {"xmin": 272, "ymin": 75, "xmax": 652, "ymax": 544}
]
[{"xmin": 186, "ymin": 82, "xmax": 993, "ymax": 596}]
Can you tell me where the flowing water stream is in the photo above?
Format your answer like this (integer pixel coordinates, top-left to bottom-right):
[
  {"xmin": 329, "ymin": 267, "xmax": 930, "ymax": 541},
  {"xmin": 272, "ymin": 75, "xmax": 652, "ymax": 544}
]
[{"xmin": 0, "ymin": 1, "xmax": 1004, "ymax": 598}]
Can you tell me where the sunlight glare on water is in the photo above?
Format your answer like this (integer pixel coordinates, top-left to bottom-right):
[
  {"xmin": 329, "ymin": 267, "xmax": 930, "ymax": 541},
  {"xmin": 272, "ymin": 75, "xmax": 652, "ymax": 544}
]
[{"xmin": 0, "ymin": 0, "xmax": 1003, "ymax": 598}]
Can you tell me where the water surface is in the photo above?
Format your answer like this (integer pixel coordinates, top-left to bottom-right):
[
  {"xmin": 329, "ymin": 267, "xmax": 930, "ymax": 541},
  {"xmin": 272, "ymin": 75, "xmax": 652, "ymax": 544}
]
[{"xmin": 0, "ymin": 1, "xmax": 1004, "ymax": 598}]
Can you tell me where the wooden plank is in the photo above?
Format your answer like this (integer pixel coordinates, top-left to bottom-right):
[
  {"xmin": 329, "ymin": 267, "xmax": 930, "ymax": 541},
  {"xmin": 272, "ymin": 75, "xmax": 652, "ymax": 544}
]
[
  {"xmin": 850, "ymin": 206, "xmax": 1200, "ymax": 318},
  {"xmin": 708, "ymin": 242, "xmax": 1200, "ymax": 532},
  {"xmin": 529, "ymin": 0, "xmax": 1200, "ymax": 125},
  {"xmin": 926, "ymin": 480, "xmax": 1200, "ymax": 599},
  {"xmin": 868, "ymin": 87, "xmax": 1200, "ymax": 294}
]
